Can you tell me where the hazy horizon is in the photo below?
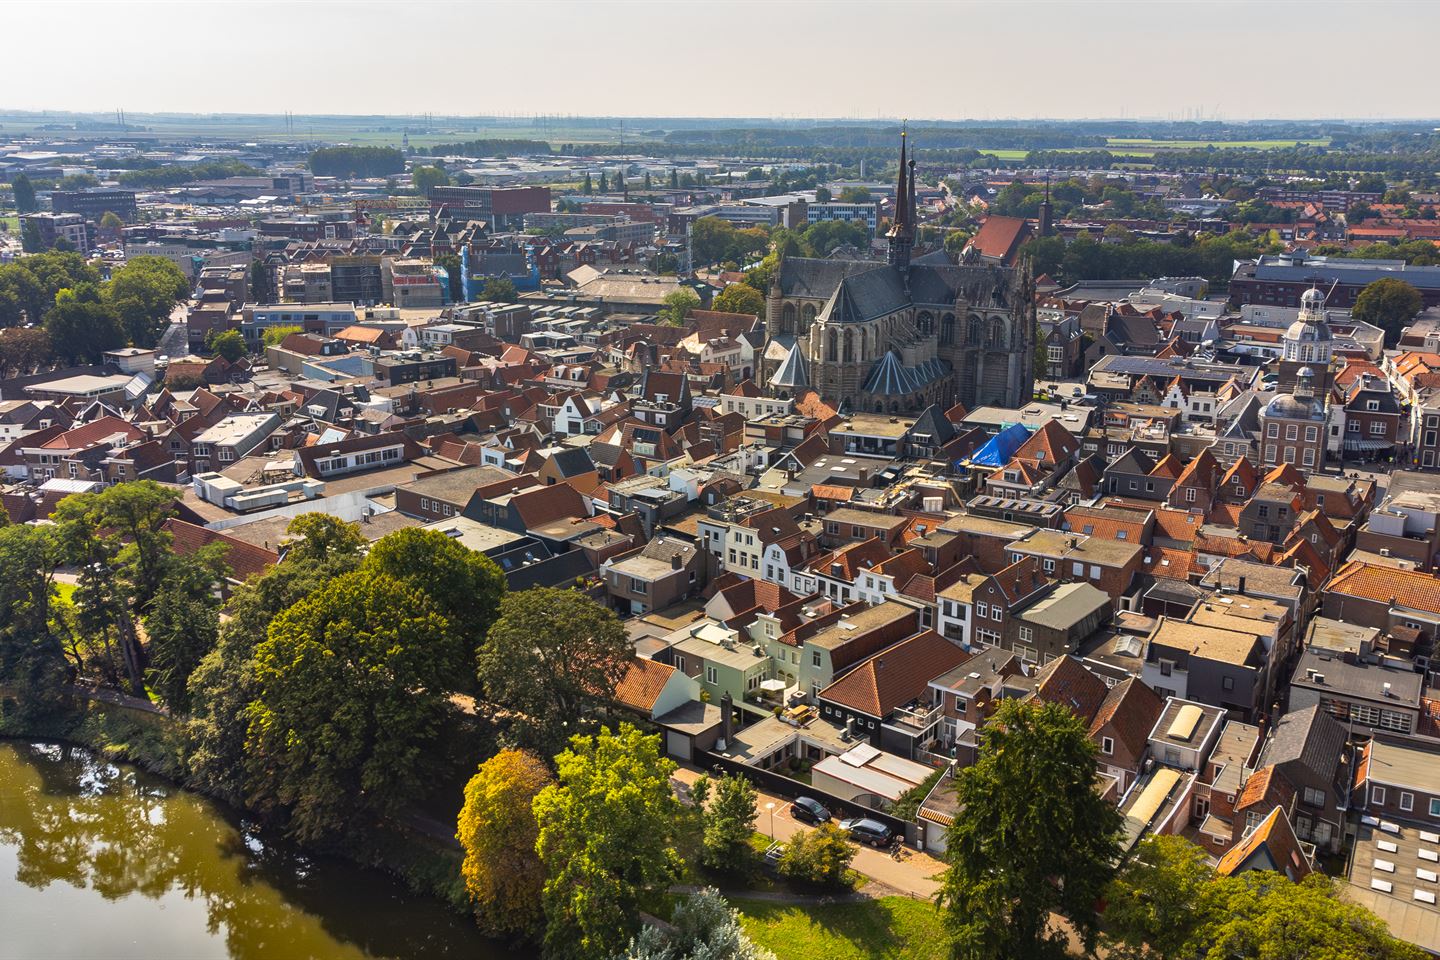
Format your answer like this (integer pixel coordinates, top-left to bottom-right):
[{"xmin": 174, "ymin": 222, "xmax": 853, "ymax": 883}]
[{"xmin": 9, "ymin": 0, "xmax": 1440, "ymax": 123}]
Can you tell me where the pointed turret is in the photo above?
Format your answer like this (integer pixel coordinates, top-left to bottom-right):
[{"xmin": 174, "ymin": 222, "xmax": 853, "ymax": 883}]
[{"xmin": 886, "ymin": 126, "xmax": 914, "ymax": 274}]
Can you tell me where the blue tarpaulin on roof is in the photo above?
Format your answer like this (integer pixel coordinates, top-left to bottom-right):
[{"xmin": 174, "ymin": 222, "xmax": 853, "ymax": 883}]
[{"xmin": 962, "ymin": 422, "xmax": 1032, "ymax": 469}]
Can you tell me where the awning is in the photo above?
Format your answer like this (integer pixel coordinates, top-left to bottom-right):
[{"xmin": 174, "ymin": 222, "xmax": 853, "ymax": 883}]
[{"xmin": 1343, "ymin": 438, "xmax": 1393, "ymax": 452}]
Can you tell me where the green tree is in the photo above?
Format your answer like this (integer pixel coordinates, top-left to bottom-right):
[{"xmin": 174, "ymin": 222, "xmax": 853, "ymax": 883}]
[
  {"xmin": 476, "ymin": 587, "xmax": 632, "ymax": 757},
  {"xmin": 250, "ymin": 259, "xmax": 271, "ymax": 304},
  {"xmin": 479, "ymin": 276, "xmax": 517, "ymax": 302},
  {"xmin": 1103, "ymin": 835, "xmax": 1229, "ymax": 960},
  {"xmin": 583, "ymin": 173, "xmax": 593, "ymax": 194},
  {"xmin": 244, "ymin": 570, "xmax": 457, "ymax": 841},
  {"xmin": 624, "ymin": 887, "xmax": 777, "ymax": 960},
  {"xmin": 712, "ymin": 284, "xmax": 764, "ymax": 318},
  {"xmin": 280, "ymin": 513, "xmax": 367, "ymax": 566},
  {"xmin": 261, "ymin": 324, "xmax": 302, "ymax": 347},
  {"xmin": 434, "ymin": 252, "xmax": 464, "ymax": 302},
  {"xmin": 533, "ymin": 724, "xmax": 683, "ymax": 960},
  {"xmin": 20, "ymin": 219, "xmax": 44, "ymax": 253},
  {"xmin": 0, "ymin": 328, "xmax": 52, "ymax": 376},
  {"xmin": 12, "ymin": 173, "xmax": 37, "ymax": 213},
  {"xmin": 1206, "ymin": 872, "xmax": 1424, "ymax": 960},
  {"xmin": 186, "ymin": 530, "xmax": 362, "ymax": 803},
  {"xmin": 308, "ymin": 146, "xmax": 404, "ymax": 178},
  {"xmin": 599, "ymin": 171, "xmax": 609, "ymax": 192},
  {"xmin": 670, "ymin": 169, "xmax": 678, "ymax": 189},
  {"xmin": 659, "ymin": 289, "xmax": 701, "ymax": 327},
  {"xmin": 209, "ymin": 329, "xmax": 246, "ymax": 362},
  {"xmin": 938, "ymin": 698, "xmax": 1123, "ymax": 960},
  {"xmin": 698, "ymin": 773, "xmax": 758, "ymax": 874},
  {"xmin": 51, "ymin": 481, "xmax": 182, "ymax": 694},
  {"xmin": 143, "ymin": 546, "xmax": 229, "ymax": 712},
  {"xmin": 99, "ymin": 211, "xmax": 125, "ymax": 233},
  {"xmin": 0, "ymin": 524, "xmax": 69, "ymax": 717},
  {"xmin": 361, "ymin": 527, "xmax": 506, "ymax": 655},
  {"xmin": 777, "ymin": 823, "xmax": 855, "ymax": 890},
  {"xmin": 456, "ymin": 748, "xmax": 553, "ymax": 937},
  {"xmin": 814, "ymin": 185, "xmax": 832, "ymax": 202},
  {"xmin": 1352, "ymin": 277, "xmax": 1423, "ymax": 345},
  {"xmin": 104, "ymin": 255, "xmax": 191, "ymax": 348},
  {"xmin": 411, "ymin": 165, "xmax": 450, "ymax": 195},
  {"xmin": 58, "ymin": 173, "xmax": 100, "ymax": 190},
  {"xmin": 838, "ymin": 186, "xmax": 871, "ymax": 203}
]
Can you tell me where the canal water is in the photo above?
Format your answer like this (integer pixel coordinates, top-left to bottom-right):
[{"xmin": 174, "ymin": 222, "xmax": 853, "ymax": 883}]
[{"xmin": 0, "ymin": 740, "xmax": 525, "ymax": 960}]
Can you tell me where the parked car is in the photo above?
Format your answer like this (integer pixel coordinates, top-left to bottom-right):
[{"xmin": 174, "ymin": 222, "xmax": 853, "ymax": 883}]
[
  {"xmin": 840, "ymin": 816, "xmax": 895, "ymax": 848},
  {"xmin": 790, "ymin": 796, "xmax": 831, "ymax": 825}
]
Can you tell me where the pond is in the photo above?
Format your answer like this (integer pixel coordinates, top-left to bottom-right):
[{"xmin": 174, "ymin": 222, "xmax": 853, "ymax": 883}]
[{"xmin": 0, "ymin": 740, "xmax": 525, "ymax": 960}]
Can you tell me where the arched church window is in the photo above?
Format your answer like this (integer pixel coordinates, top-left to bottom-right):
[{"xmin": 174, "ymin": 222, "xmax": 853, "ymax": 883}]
[
  {"xmin": 968, "ymin": 315, "xmax": 983, "ymax": 346},
  {"xmin": 989, "ymin": 318, "xmax": 1007, "ymax": 349},
  {"xmin": 843, "ymin": 329, "xmax": 854, "ymax": 362},
  {"xmin": 941, "ymin": 314, "xmax": 956, "ymax": 346},
  {"xmin": 917, "ymin": 311, "xmax": 934, "ymax": 337},
  {"xmin": 827, "ymin": 327, "xmax": 838, "ymax": 361},
  {"xmin": 782, "ymin": 302, "xmax": 796, "ymax": 333}
]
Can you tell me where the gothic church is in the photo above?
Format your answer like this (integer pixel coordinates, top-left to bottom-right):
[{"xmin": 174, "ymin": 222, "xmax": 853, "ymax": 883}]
[{"xmin": 762, "ymin": 133, "xmax": 1035, "ymax": 414}]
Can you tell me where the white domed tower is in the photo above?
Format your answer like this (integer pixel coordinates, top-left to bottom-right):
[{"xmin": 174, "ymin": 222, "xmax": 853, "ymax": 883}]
[{"xmin": 1279, "ymin": 286, "xmax": 1335, "ymax": 395}]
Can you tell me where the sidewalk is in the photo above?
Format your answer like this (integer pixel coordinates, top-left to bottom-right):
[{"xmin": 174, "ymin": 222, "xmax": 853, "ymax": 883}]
[{"xmin": 671, "ymin": 764, "xmax": 944, "ymax": 900}]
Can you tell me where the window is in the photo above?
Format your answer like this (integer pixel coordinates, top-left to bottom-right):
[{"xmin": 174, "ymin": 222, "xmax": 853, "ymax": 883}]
[
  {"xmin": 1303, "ymin": 448, "xmax": 1315, "ymax": 467},
  {"xmin": 674, "ymin": 655, "xmax": 686, "ymax": 673},
  {"xmin": 1159, "ymin": 659, "xmax": 1173, "ymax": 677},
  {"xmin": 1185, "ymin": 487, "xmax": 1197, "ymax": 503},
  {"xmin": 976, "ymin": 602, "xmax": 988, "ymax": 619},
  {"xmin": 811, "ymin": 651, "xmax": 821, "ymax": 667},
  {"xmin": 1042, "ymin": 559, "xmax": 1055, "ymax": 573},
  {"xmin": 1402, "ymin": 792, "xmax": 1415, "ymax": 812},
  {"xmin": 1303, "ymin": 786, "xmax": 1325, "ymax": 808},
  {"xmin": 1267, "ymin": 423, "xmax": 1279, "ymax": 438},
  {"xmin": 1073, "ymin": 562, "xmax": 1085, "ymax": 577},
  {"xmin": 1371, "ymin": 786, "xmax": 1386, "ymax": 806},
  {"xmin": 1285, "ymin": 424, "xmax": 1298, "ymax": 441},
  {"xmin": 1019, "ymin": 626, "xmax": 1034, "ymax": 643},
  {"xmin": 1348, "ymin": 420, "xmax": 1360, "ymax": 434},
  {"xmin": 1305, "ymin": 426, "xmax": 1318, "ymax": 442},
  {"xmin": 1101, "ymin": 737, "xmax": 1114, "ymax": 755},
  {"xmin": 1371, "ymin": 421, "xmax": 1387, "ymax": 436},
  {"xmin": 705, "ymin": 666, "xmax": 718, "ymax": 685}
]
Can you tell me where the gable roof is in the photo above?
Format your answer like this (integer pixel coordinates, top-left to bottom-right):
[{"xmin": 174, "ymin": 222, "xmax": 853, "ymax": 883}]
[
  {"xmin": 1089, "ymin": 677, "xmax": 1163, "ymax": 760},
  {"xmin": 1216, "ymin": 804, "xmax": 1312, "ymax": 881},
  {"xmin": 1032, "ymin": 655, "xmax": 1108, "ymax": 723},
  {"xmin": 1327, "ymin": 561, "xmax": 1440, "ymax": 615},
  {"xmin": 613, "ymin": 658, "xmax": 679, "ymax": 713},
  {"xmin": 160, "ymin": 518, "xmax": 279, "ymax": 583},
  {"xmin": 819, "ymin": 629, "xmax": 971, "ymax": 718}
]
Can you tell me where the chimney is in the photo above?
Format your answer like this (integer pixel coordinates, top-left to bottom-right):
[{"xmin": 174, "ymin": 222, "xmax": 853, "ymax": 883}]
[
  {"xmin": 1237, "ymin": 575, "xmax": 1246, "ymax": 595},
  {"xmin": 718, "ymin": 691, "xmax": 734, "ymax": 751},
  {"xmin": 671, "ymin": 552, "xmax": 682, "ymax": 570}
]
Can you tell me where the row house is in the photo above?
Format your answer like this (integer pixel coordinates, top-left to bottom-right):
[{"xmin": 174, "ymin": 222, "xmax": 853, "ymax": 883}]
[
  {"xmin": 20, "ymin": 416, "xmax": 147, "ymax": 483},
  {"xmin": 1323, "ymin": 561, "xmax": 1440, "ymax": 645},
  {"xmin": 1004, "ymin": 528, "xmax": 1144, "ymax": 602},
  {"xmin": 936, "ymin": 555, "xmax": 1052, "ymax": 651}
]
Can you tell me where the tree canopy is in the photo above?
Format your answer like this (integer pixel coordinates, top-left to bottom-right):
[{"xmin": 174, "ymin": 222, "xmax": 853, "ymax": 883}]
[
  {"xmin": 712, "ymin": 284, "xmax": 765, "ymax": 318},
  {"xmin": 533, "ymin": 724, "xmax": 684, "ymax": 960},
  {"xmin": 476, "ymin": 587, "xmax": 632, "ymax": 757},
  {"xmin": 308, "ymin": 146, "xmax": 404, "ymax": 178},
  {"xmin": 938, "ymin": 698, "xmax": 1123, "ymax": 959},
  {"xmin": 660, "ymin": 289, "xmax": 701, "ymax": 327},
  {"xmin": 457, "ymin": 748, "xmax": 553, "ymax": 937},
  {"xmin": 1352, "ymin": 277, "xmax": 1423, "ymax": 345},
  {"xmin": 209, "ymin": 329, "xmax": 246, "ymax": 362},
  {"xmin": 411, "ymin": 165, "xmax": 451, "ymax": 195},
  {"xmin": 244, "ymin": 570, "xmax": 456, "ymax": 841}
]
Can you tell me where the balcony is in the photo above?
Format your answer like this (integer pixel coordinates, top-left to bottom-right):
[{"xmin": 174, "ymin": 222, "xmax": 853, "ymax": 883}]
[{"xmin": 890, "ymin": 699, "xmax": 944, "ymax": 732}]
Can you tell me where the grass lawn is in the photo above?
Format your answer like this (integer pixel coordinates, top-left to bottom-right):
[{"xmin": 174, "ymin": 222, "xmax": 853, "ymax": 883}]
[
  {"xmin": 736, "ymin": 896, "xmax": 948, "ymax": 960},
  {"xmin": 55, "ymin": 581, "xmax": 76, "ymax": 604}
]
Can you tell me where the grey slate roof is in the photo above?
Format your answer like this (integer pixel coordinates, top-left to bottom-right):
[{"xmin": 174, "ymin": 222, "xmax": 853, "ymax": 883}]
[
  {"xmin": 861, "ymin": 352, "xmax": 950, "ymax": 396},
  {"xmin": 1259, "ymin": 704, "xmax": 1347, "ymax": 781},
  {"xmin": 769, "ymin": 341, "xmax": 809, "ymax": 389}
]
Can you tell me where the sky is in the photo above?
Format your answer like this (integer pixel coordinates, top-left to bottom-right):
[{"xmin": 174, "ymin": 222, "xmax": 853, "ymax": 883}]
[{"xmin": 7, "ymin": 0, "xmax": 1440, "ymax": 121}]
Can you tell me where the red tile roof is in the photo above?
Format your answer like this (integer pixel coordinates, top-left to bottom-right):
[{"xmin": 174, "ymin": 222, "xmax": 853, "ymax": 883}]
[
  {"xmin": 819, "ymin": 630, "xmax": 971, "ymax": 717},
  {"xmin": 161, "ymin": 518, "xmax": 279, "ymax": 583},
  {"xmin": 1327, "ymin": 561, "xmax": 1440, "ymax": 615},
  {"xmin": 613, "ymin": 658, "xmax": 678, "ymax": 713}
]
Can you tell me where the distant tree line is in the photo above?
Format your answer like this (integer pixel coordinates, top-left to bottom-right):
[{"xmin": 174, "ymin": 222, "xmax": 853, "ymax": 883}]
[
  {"xmin": 116, "ymin": 159, "xmax": 261, "ymax": 188},
  {"xmin": 308, "ymin": 146, "xmax": 405, "ymax": 178},
  {"xmin": 417, "ymin": 138, "xmax": 553, "ymax": 157}
]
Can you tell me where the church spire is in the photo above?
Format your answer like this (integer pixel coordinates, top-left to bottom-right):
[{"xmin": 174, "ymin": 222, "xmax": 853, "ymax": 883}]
[{"xmin": 887, "ymin": 125, "xmax": 914, "ymax": 272}]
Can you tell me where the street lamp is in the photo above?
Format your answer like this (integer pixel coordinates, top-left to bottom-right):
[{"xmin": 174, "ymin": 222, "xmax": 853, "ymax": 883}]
[{"xmin": 765, "ymin": 801, "xmax": 776, "ymax": 839}]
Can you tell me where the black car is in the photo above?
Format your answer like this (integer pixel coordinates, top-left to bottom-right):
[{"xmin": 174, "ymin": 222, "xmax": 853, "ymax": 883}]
[
  {"xmin": 790, "ymin": 796, "xmax": 831, "ymax": 825},
  {"xmin": 840, "ymin": 816, "xmax": 895, "ymax": 848}
]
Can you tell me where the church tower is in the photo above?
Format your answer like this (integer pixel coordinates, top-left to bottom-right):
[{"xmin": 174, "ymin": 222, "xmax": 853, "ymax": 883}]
[{"xmin": 886, "ymin": 128, "xmax": 914, "ymax": 276}]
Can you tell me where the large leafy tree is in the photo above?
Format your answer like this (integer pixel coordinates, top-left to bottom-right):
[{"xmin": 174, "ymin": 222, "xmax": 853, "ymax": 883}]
[
  {"xmin": 712, "ymin": 284, "xmax": 765, "ymax": 318},
  {"xmin": 361, "ymin": 527, "xmax": 505, "ymax": 654},
  {"xmin": 0, "ymin": 525, "xmax": 69, "ymax": 716},
  {"xmin": 209, "ymin": 329, "xmax": 246, "ymax": 362},
  {"xmin": 186, "ymin": 530, "xmax": 361, "ymax": 804},
  {"xmin": 411, "ymin": 165, "xmax": 450, "ymax": 195},
  {"xmin": 660, "ymin": 289, "xmax": 701, "ymax": 327},
  {"xmin": 533, "ymin": 724, "xmax": 684, "ymax": 960},
  {"xmin": 143, "ymin": 545, "xmax": 229, "ymax": 713},
  {"xmin": 693, "ymin": 772, "xmax": 759, "ymax": 874},
  {"xmin": 475, "ymin": 587, "xmax": 632, "ymax": 757},
  {"xmin": 1103, "ymin": 835, "xmax": 1231, "ymax": 960},
  {"xmin": 279, "ymin": 513, "xmax": 367, "ymax": 566},
  {"xmin": 12, "ymin": 173, "xmax": 37, "ymax": 213},
  {"xmin": 479, "ymin": 276, "xmax": 517, "ymax": 302},
  {"xmin": 938, "ymin": 698, "xmax": 1123, "ymax": 960},
  {"xmin": 44, "ymin": 282, "xmax": 126, "ymax": 363},
  {"xmin": 456, "ymin": 748, "xmax": 552, "ymax": 937},
  {"xmin": 1352, "ymin": 277, "xmax": 1423, "ymax": 345},
  {"xmin": 51, "ymin": 482, "xmax": 181, "ymax": 695},
  {"xmin": 104, "ymin": 255, "xmax": 190, "ymax": 348},
  {"xmin": 243, "ymin": 570, "xmax": 455, "ymax": 841}
]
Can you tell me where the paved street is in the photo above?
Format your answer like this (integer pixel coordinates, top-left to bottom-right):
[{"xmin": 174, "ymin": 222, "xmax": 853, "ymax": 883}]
[{"xmin": 671, "ymin": 764, "xmax": 944, "ymax": 899}]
